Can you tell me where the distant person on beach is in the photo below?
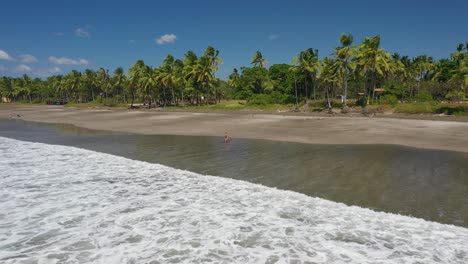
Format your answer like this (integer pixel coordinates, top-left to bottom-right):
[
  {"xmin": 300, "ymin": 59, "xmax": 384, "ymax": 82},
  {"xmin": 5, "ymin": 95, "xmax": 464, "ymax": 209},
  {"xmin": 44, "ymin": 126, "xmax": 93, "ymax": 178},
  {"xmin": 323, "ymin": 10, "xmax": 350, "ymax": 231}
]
[{"xmin": 224, "ymin": 131, "xmax": 231, "ymax": 144}]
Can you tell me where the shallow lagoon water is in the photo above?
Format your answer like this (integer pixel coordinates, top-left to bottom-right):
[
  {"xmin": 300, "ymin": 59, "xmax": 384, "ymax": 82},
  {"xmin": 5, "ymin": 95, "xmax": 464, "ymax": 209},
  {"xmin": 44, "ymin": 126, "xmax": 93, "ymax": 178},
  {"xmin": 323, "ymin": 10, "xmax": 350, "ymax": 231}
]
[{"xmin": 1, "ymin": 119, "xmax": 468, "ymax": 228}]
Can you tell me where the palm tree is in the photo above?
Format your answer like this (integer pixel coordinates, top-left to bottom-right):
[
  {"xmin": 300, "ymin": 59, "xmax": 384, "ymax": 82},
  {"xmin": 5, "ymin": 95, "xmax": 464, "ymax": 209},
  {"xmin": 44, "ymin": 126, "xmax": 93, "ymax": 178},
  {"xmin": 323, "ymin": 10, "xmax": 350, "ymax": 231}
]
[
  {"xmin": 449, "ymin": 44, "xmax": 468, "ymax": 90},
  {"xmin": 173, "ymin": 59, "xmax": 185, "ymax": 105},
  {"xmin": 251, "ymin": 51, "xmax": 268, "ymax": 68},
  {"xmin": 319, "ymin": 58, "xmax": 339, "ymax": 113},
  {"xmin": 297, "ymin": 48, "xmax": 320, "ymax": 100},
  {"xmin": 228, "ymin": 68, "xmax": 240, "ymax": 88},
  {"xmin": 355, "ymin": 35, "xmax": 392, "ymax": 103},
  {"xmin": 333, "ymin": 34, "xmax": 354, "ymax": 106},
  {"xmin": 196, "ymin": 56, "xmax": 215, "ymax": 104},
  {"xmin": 112, "ymin": 67, "xmax": 127, "ymax": 102},
  {"xmin": 288, "ymin": 65, "xmax": 300, "ymax": 108},
  {"xmin": 161, "ymin": 55, "xmax": 177, "ymax": 106},
  {"xmin": 97, "ymin": 68, "xmax": 110, "ymax": 98},
  {"xmin": 128, "ymin": 60, "xmax": 146, "ymax": 108},
  {"xmin": 139, "ymin": 66, "xmax": 158, "ymax": 108},
  {"xmin": 83, "ymin": 69, "xmax": 98, "ymax": 101},
  {"xmin": 204, "ymin": 46, "xmax": 223, "ymax": 77},
  {"xmin": 183, "ymin": 51, "xmax": 201, "ymax": 105}
]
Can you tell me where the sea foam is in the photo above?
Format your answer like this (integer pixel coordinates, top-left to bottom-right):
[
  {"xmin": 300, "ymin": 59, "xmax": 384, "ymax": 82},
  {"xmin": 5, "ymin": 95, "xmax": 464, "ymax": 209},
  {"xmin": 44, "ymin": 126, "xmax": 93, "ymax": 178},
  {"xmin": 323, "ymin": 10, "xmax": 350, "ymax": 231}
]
[{"xmin": 0, "ymin": 136, "xmax": 467, "ymax": 263}]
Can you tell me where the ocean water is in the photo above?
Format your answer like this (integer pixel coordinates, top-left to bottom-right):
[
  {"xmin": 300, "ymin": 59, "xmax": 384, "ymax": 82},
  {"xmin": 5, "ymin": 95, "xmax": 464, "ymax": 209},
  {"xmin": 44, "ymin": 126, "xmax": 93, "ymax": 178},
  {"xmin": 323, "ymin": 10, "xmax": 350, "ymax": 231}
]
[{"xmin": 0, "ymin": 136, "xmax": 467, "ymax": 264}]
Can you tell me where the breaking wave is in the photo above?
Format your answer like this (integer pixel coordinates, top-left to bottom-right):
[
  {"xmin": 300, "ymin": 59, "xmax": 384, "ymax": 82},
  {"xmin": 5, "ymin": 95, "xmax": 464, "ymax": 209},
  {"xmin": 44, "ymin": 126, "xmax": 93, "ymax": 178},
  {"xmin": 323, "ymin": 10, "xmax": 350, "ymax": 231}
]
[{"xmin": 0, "ymin": 137, "xmax": 467, "ymax": 263}]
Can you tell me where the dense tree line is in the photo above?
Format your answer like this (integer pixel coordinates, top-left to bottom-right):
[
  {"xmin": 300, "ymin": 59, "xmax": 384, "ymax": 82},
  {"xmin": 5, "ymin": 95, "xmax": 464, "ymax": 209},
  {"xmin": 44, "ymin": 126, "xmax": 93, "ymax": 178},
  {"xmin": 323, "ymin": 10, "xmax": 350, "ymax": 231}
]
[
  {"xmin": 229, "ymin": 35, "xmax": 468, "ymax": 109},
  {"xmin": 0, "ymin": 46, "xmax": 224, "ymax": 107},
  {"xmin": 1, "ymin": 36, "xmax": 467, "ymax": 109}
]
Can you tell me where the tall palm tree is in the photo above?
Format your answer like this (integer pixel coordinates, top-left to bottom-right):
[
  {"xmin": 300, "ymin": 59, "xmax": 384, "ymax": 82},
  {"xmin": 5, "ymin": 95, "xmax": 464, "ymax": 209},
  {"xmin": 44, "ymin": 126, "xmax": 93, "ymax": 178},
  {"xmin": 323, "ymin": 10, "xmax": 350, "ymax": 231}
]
[
  {"xmin": 127, "ymin": 60, "xmax": 146, "ymax": 107},
  {"xmin": 83, "ymin": 69, "xmax": 98, "ymax": 101},
  {"xmin": 196, "ymin": 56, "xmax": 215, "ymax": 104},
  {"xmin": 97, "ymin": 68, "xmax": 110, "ymax": 98},
  {"xmin": 319, "ymin": 58, "xmax": 339, "ymax": 113},
  {"xmin": 204, "ymin": 46, "xmax": 223, "ymax": 77},
  {"xmin": 112, "ymin": 67, "xmax": 127, "ymax": 102},
  {"xmin": 251, "ymin": 51, "xmax": 268, "ymax": 68},
  {"xmin": 333, "ymin": 34, "xmax": 354, "ymax": 106},
  {"xmin": 228, "ymin": 68, "xmax": 240, "ymax": 88},
  {"xmin": 355, "ymin": 35, "xmax": 392, "ymax": 103},
  {"xmin": 173, "ymin": 59, "xmax": 185, "ymax": 105},
  {"xmin": 183, "ymin": 51, "xmax": 201, "ymax": 105},
  {"xmin": 139, "ymin": 66, "xmax": 158, "ymax": 108},
  {"xmin": 298, "ymin": 48, "xmax": 320, "ymax": 100},
  {"xmin": 161, "ymin": 55, "xmax": 177, "ymax": 105}
]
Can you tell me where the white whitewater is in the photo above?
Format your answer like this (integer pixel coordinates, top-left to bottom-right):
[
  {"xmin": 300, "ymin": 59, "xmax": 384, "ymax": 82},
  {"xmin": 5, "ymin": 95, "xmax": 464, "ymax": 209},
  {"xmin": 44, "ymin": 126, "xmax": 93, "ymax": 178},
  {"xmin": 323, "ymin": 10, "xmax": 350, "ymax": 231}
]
[{"xmin": 0, "ymin": 137, "xmax": 467, "ymax": 264}]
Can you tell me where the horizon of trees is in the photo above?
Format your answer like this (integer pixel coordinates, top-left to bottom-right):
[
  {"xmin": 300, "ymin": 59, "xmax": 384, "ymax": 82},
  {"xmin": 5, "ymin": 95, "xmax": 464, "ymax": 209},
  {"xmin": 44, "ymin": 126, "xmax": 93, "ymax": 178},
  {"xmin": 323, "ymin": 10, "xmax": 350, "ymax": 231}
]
[{"xmin": 1, "ymin": 35, "xmax": 467, "ymax": 109}]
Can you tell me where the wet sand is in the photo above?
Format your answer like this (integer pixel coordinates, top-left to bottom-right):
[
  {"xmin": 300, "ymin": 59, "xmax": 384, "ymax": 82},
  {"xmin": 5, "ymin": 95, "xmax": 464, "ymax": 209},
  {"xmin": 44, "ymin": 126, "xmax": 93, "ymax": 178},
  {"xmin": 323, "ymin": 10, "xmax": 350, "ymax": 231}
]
[{"xmin": 2, "ymin": 105, "xmax": 468, "ymax": 153}]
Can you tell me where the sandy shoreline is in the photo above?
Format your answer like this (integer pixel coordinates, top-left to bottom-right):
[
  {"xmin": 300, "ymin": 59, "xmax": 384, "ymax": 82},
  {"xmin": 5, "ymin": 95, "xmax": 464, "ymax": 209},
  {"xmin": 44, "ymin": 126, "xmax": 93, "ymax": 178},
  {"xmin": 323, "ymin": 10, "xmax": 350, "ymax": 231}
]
[{"xmin": 1, "ymin": 105, "xmax": 468, "ymax": 153}]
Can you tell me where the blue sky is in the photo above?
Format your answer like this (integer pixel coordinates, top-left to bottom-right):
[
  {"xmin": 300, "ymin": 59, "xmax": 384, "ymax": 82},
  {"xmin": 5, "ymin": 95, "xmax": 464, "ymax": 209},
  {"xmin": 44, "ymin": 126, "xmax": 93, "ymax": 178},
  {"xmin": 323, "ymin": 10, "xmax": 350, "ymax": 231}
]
[{"xmin": 0, "ymin": 0, "xmax": 467, "ymax": 79}]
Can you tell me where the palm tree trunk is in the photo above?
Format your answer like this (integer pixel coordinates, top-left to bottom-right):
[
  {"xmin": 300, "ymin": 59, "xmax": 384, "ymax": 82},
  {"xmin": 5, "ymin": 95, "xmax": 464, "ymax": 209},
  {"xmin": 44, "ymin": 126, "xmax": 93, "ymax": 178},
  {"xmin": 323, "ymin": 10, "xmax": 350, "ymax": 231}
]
[
  {"xmin": 162, "ymin": 86, "xmax": 167, "ymax": 107},
  {"xmin": 326, "ymin": 86, "xmax": 332, "ymax": 113},
  {"xmin": 171, "ymin": 86, "xmax": 175, "ymax": 106},
  {"xmin": 294, "ymin": 76, "xmax": 298, "ymax": 108},
  {"xmin": 343, "ymin": 74, "xmax": 348, "ymax": 107},
  {"xmin": 304, "ymin": 73, "xmax": 308, "ymax": 101},
  {"xmin": 313, "ymin": 77, "xmax": 316, "ymax": 100}
]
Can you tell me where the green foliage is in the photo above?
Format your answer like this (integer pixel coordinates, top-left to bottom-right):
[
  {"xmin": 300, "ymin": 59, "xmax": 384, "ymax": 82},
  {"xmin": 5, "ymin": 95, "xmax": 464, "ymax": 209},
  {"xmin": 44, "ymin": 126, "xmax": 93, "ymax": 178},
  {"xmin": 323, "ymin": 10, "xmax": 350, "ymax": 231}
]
[
  {"xmin": 234, "ymin": 89, "xmax": 253, "ymax": 100},
  {"xmin": 435, "ymin": 103, "xmax": 468, "ymax": 115},
  {"xmin": 395, "ymin": 102, "xmax": 435, "ymax": 114},
  {"xmin": 356, "ymin": 96, "xmax": 368, "ymax": 107},
  {"xmin": 270, "ymin": 91, "xmax": 296, "ymax": 104},
  {"xmin": 0, "ymin": 35, "xmax": 467, "ymax": 112},
  {"xmin": 102, "ymin": 98, "xmax": 118, "ymax": 107},
  {"xmin": 445, "ymin": 91, "xmax": 465, "ymax": 102},
  {"xmin": 414, "ymin": 90, "xmax": 433, "ymax": 102},
  {"xmin": 379, "ymin": 94, "xmax": 398, "ymax": 106},
  {"xmin": 247, "ymin": 94, "xmax": 274, "ymax": 106},
  {"xmin": 247, "ymin": 92, "xmax": 296, "ymax": 106}
]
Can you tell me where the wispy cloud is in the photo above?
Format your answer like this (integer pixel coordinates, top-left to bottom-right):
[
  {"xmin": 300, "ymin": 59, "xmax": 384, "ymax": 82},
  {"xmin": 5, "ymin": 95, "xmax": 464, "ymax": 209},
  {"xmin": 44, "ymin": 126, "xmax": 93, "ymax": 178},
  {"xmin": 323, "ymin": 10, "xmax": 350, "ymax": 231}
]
[
  {"xmin": 47, "ymin": 67, "xmax": 61, "ymax": 74},
  {"xmin": 16, "ymin": 64, "xmax": 32, "ymax": 72},
  {"xmin": 129, "ymin": 39, "xmax": 135, "ymax": 44},
  {"xmin": 34, "ymin": 67, "xmax": 62, "ymax": 77},
  {"xmin": 19, "ymin": 54, "xmax": 38, "ymax": 63},
  {"xmin": 268, "ymin": 34, "xmax": 279, "ymax": 40},
  {"xmin": 0, "ymin": 65, "xmax": 6, "ymax": 71},
  {"xmin": 156, "ymin": 34, "xmax": 177, "ymax": 45},
  {"xmin": 75, "ymin": 27, "xmax": 91, "ymax": 38},
  {"xmin": 48, "ymin": 56, "xmax": 89, "ymax": 65},
  {"xmin": 53, "ymin": 32, "xmax": 64, "ymax": 37},
  {"xmin": 0, "ymin": 49, "xmax": 14, "ymax": 61}
]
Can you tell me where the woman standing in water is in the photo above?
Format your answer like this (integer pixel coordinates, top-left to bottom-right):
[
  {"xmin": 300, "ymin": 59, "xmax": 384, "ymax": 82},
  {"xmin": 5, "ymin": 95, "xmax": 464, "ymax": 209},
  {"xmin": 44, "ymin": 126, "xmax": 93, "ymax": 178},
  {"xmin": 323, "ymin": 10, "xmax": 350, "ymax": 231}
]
[{"xmin": 224, "ymin": 131, "xmax": 231, "ymax": 144}]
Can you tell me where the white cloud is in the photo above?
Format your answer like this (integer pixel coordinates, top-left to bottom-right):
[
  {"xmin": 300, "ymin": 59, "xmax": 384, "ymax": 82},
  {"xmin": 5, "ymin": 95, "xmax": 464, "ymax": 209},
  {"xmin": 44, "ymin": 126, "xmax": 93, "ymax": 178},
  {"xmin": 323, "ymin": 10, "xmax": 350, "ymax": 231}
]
[
  {"xmin": 75, "ymin": 27, "xmax": 91, "ymax": 38},
  {"xmin": 0, "ymin": 49, "xmax": 14, "ymax": 61},
  {"xmin": 19, "ymin": 54, "xmax": 38, "ymax": 63},
  {"xmin": 16, "ymin": 64, "xmax": 32, "ymax": 72},
  {"xmin": 53, "ymin": 32, "xmax": 64, "ymax": 36},
  {"xmin": 268, "ymin": 34, "xmax": 279, "ymax": 40},
  {"xmin": 34, "ymin": 67, "xmax": 62, "ymax": 77},
  {"xmin": 47, "ymin": 67, "xmax": 61, "ymax": 74},
  {"xmin": 156, "ymin": 34, "xmax": 177, "ymax": 45},
  {"xmin": 48, "ymin": 56, "xmax": 89, "ymax": 65}
]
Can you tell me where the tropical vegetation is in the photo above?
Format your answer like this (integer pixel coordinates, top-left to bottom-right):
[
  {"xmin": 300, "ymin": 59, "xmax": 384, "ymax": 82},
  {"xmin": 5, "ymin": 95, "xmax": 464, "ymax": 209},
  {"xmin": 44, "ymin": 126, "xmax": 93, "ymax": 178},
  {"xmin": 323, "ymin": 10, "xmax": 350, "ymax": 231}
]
[{"xmin": 1, "ymin": 36, "xmax": 467, "ymax": 115}]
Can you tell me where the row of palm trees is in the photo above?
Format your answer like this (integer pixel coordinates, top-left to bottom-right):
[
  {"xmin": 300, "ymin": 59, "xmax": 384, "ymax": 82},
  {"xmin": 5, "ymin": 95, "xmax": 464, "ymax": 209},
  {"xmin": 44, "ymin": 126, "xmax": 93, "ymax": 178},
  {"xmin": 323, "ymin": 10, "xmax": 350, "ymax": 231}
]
[
  {"xmin": 1, "ymin": 36, "xmax": 467, "ymax": 107},
  {"xmin": 0, "ymin": 46, "xmax": 223, "ymax": 107},
  {"xmin": 230, "ymin": 35, "xmax": 467, "ymax": 108}
]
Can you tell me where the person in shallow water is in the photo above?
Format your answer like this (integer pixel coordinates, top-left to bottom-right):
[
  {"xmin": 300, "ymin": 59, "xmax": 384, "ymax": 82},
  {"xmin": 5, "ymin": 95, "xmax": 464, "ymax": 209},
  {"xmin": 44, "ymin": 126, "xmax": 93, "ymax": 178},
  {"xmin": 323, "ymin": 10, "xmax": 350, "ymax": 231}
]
[{"xmin": 224, "ymin": 131, "xmax": 231, "ymax": 144}]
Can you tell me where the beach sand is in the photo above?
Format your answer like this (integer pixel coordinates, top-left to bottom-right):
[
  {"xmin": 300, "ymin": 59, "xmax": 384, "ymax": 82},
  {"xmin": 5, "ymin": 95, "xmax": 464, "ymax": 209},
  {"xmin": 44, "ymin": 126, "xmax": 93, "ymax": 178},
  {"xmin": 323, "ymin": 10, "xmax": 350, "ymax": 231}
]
[{"xmin": 1, "ymin": 105, "xmax": 468, "ymax": 153}]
